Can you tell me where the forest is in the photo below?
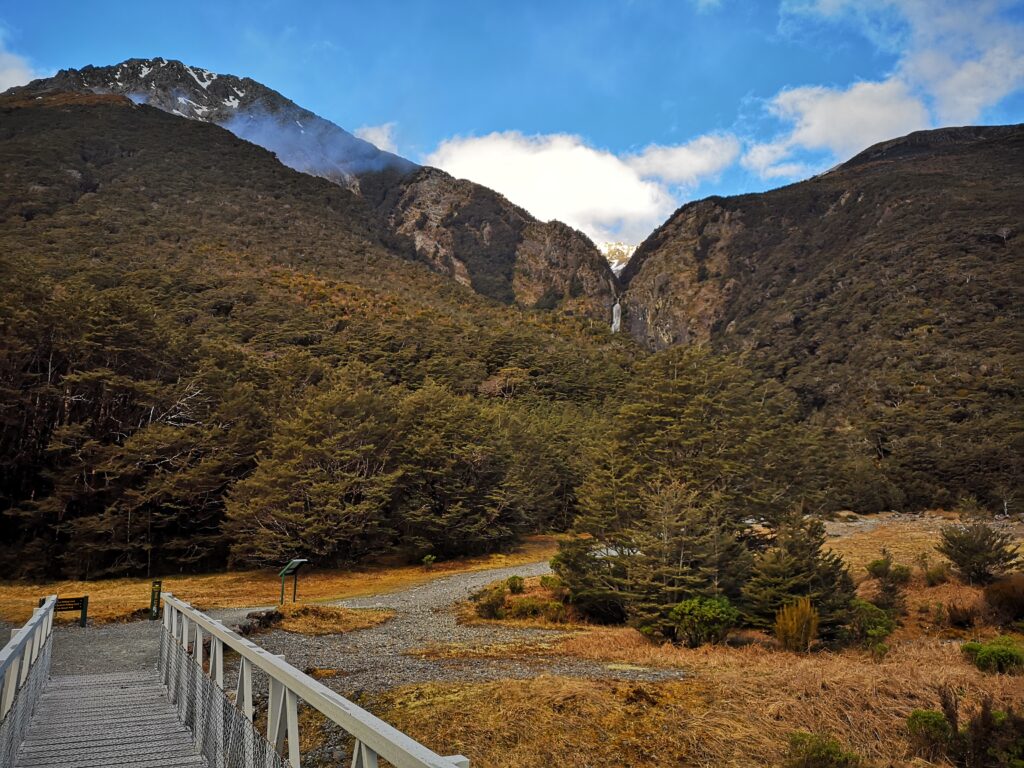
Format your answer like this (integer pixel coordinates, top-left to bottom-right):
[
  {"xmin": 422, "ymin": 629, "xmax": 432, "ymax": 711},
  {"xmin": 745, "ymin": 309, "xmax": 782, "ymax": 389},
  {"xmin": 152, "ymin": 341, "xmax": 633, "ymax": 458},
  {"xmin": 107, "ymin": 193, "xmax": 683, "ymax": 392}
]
[{"xmin": 0, "ymin": 92, "xmax": 1020, "ymax": 582}]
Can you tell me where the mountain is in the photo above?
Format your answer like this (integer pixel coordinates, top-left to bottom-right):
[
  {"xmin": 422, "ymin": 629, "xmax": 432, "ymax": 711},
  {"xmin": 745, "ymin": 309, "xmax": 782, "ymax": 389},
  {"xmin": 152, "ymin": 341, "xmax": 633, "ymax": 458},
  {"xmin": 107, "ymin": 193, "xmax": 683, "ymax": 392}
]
[
  {"xmin": 11, "ymin": 58, "xmax": 618, "ymax": 318},
  {"xmin": 620, "ymin": 124, "xmax": 1024, "ymax": 511},
  {"xmin": 0, "ymin": 89, "xmax": 633, "ymax": 577}
]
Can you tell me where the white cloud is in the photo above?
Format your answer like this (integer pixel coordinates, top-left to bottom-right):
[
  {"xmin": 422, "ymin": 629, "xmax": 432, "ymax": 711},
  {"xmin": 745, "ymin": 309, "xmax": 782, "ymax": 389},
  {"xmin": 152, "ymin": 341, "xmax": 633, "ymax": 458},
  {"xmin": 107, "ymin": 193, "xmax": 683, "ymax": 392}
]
[
  {"xmin": 354, "ymin": 121, "xmax": 398, "ymax": 153},
  {"xmin": 0, "ymin": 34, "xmax": 44, "ymax": 92},
  {"xmin": 424, "ymin": 131, "xmax": 738, "ymax": 244},
  {"xmin": 690, "ymin": 0, "xmax": 724, "ymax": 11},
  {"xmin": 626, "ymin": 134, "xmax": 740, "ymax": 185},
  {"xmin": 749, "ymin": 0, "xmax": 1024, "ymax": 179}
]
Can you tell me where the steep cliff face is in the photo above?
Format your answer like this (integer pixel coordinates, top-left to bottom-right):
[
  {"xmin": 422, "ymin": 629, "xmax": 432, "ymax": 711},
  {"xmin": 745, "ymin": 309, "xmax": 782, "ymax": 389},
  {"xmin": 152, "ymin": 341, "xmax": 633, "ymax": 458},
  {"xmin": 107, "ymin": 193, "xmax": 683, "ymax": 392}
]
[
  {"xmin": 619, "ymin": 198, "xmax": 742, "ymax": 348},
  {"xmin": 366, "ymin": 166, "xmax": 617, "ymax": 313},
  {"xmin": 620, "ymin": 124, "xmax": 1024, "ymax": 417},
  {"xmin": 10, "ymin": 59, "xmax": 618, "ymax": 319}
]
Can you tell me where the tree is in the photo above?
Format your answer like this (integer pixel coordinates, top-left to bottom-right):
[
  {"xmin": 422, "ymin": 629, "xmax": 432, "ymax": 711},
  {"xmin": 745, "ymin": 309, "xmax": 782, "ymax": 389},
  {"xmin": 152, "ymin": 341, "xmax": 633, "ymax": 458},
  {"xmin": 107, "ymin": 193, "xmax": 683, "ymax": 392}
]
[
  {"xmin": 742, "ymin": 512, "xmax": 854, "ymax": 639},
  {"xmin": 227, "ymin": 375, "xmax": 401, "ymax": 567},
  {"xmin": 937, "ymin": 523, "xmax": 1020, "ymax": 584}
]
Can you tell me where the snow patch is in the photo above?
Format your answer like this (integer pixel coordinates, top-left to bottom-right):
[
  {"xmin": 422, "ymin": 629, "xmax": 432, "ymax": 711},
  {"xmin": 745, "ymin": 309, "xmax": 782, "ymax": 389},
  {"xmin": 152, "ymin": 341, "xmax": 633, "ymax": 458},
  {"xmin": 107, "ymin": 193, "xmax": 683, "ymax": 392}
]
[
  {"xmin": 185, "ymin": 65, "xmax": 217, "ymax": 89},
  {"xmin": 223, "ymin": 96, "xmax": 240, "ymax": 109},
  {"xmin": 139, "ymin": 65, "xmax": 152, "ymax": 78}
]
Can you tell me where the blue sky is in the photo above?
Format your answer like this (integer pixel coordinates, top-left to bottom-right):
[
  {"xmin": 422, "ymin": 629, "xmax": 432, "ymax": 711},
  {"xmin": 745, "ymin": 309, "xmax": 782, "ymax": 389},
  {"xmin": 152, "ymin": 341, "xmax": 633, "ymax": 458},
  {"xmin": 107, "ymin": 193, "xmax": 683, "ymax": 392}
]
[{"xmin": 2, "ymin": 0, "xmax": 1022, "ymax": 243}]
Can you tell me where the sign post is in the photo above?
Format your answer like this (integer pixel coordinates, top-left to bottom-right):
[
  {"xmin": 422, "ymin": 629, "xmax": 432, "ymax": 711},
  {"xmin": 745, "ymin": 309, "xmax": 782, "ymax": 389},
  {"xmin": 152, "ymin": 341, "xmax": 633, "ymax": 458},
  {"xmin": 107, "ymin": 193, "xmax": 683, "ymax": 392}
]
[
  {"xmin": 42, "ymin": 595, "xmax": 89, "ymax": 627},
  {"xmin": 150, "ymin": 580, "xmax": 162, "ymax": 620},
  {"xmin": 278, "ymin": 559, "xmax": 308, "ymax": 604}
]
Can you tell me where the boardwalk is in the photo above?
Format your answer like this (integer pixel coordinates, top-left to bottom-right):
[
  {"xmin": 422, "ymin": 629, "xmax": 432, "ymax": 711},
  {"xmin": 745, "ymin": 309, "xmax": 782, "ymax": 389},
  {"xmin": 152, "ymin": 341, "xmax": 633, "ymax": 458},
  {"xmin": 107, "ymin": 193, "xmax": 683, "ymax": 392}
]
[
  {"xmin": 0, "ymin": 594, "xmax": 469, "ymax": 768},
  {"xmin": 13, "ymin": 671, "xmax": 207, "ymax": 768}
]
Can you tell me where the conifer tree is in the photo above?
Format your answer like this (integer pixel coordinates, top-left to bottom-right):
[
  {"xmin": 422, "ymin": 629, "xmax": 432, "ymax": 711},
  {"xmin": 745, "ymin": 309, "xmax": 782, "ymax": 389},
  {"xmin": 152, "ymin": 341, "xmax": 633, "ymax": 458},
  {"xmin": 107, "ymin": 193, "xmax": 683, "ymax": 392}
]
[{"xmin": 742, "ymin": 511, "xmax": 854, "ymax": 638}]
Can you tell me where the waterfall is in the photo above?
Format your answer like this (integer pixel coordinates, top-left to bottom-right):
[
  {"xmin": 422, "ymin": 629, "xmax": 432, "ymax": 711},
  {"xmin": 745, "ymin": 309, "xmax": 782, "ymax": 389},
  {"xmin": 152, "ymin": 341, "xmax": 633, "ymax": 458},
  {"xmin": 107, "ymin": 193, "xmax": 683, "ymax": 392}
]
[{"xmin": 611, "ymin": 301, "xmax": 621, "ymax": 333}]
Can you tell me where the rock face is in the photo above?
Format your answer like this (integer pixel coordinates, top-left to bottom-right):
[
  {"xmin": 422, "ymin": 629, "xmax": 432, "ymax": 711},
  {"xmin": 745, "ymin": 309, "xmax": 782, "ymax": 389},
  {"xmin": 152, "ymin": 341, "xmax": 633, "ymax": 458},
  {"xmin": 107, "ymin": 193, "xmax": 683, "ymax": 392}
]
[
  {"xmin": 620, "ymin": 123, "xmax": 1024, "ymax": 413},
  {"xmin": 362, "ymin": 165, "xmax": 617, "ymax": 314},
  {"xmin": 10, "ymin": 58, "xmax": 618, "ymax": 317},
  {"xmin": 18, "ymin": 58, "xmax": 415, "ymax": 188}
]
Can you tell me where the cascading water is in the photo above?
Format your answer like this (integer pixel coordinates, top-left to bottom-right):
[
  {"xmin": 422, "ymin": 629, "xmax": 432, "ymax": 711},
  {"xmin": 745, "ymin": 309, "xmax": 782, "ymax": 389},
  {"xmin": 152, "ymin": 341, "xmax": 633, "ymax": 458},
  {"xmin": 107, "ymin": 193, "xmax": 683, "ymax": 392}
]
[{"xmin": 611, "ymin": 301, "xmax": 621, "ymax": 333}]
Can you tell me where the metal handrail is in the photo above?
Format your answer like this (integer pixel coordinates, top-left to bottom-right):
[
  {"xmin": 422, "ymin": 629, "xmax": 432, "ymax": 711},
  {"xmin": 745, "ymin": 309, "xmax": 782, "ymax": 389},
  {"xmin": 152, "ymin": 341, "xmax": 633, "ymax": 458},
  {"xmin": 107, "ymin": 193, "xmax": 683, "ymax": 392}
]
[
  {"xmin": 160, "ymin": 592, "xmax": 469, "ymax": 768},
  {"xmin": 0, "ymin": 595, "xmax": 56, "ymax": 719}
]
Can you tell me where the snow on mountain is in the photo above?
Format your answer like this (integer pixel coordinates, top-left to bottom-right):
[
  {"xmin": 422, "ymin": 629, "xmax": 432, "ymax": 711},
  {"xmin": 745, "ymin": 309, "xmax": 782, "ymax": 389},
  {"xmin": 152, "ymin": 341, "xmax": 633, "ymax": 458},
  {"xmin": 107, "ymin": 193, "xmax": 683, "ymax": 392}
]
[
  {"xmin": 14, "ymin": 57, "xmax": 416, "ymax": 188},
  {"xmin": 598, "ymin": 241, "xmax": 637, "ymax": 275}
]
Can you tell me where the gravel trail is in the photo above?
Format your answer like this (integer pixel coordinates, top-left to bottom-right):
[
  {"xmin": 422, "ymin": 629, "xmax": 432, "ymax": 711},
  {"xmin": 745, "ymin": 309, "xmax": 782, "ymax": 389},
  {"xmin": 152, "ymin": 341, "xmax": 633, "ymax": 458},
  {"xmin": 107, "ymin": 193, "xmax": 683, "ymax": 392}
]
[
  {"xmin": 14, "ymin": 558, "xmax": 682, "ymax": 694},
  {"xmin": 208, "ymin": 559, "xmax": 684, "ymax": 695}
]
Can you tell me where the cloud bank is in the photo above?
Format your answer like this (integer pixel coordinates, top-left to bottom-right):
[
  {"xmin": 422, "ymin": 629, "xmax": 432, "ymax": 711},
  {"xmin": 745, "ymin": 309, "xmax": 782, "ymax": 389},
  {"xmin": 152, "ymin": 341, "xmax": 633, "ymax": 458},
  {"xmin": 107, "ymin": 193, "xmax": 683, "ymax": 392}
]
[
  {"xmin": 0, "ymin": 34, "xmax": 45, "ymax": 91},
  {"xmin": 354, "ymin": 121, "xmax": 398, "ymax": 154},
  {"xmin": 425, "ymin": 131, "xmax": 738, "ymax": 244},
  {"xmin": 747, "ymin": 0, "xmax": 1024, "ymax": 177}
]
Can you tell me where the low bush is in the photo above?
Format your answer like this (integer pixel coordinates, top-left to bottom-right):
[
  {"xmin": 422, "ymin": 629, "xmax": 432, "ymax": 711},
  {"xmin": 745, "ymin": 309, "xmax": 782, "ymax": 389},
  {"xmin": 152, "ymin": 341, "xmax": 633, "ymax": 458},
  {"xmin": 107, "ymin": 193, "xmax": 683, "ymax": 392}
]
[
  {"xmin": 506, "ymin": 575, "xmax": 525, "ymax": 595},
  {"xmin": 668, "ymin": 596, "xmax": 739, "ymax": 648},
  {"xmin": 906, "ymin": 709, "xmax": 951, "ymax": 761},
  {"xmin": 865, "ymin": 550, "xmax": 912, "ymax": 613},
  {"xmin": 775, "ymin": 597, "xmax": 819, "ymax": 653},
  {"xmin": 783, "ymin": 732, "xmax": 866, "ymax": 768},
  {"xmin": 473, "ymin": 585, "xmax": 508, "ymax": 619},
  {"xmin": 505, "ymin": 596, "xmax": 547, "ymax": 619},
  {"xmin": 925, "ymin": 562, "xmax": 951, "ymax": 587},
  {"xmin": 846, "ymin": 599, "xmax": 896, "ymax": 656},
  {"xmin": 541, "ymin": 601, "xmax": 569, "ymax": 623},
  {"xmin": 912, "ymin": 688, "xmax": 1024, "ymax": 767},
  {"xmin": 947, "ymin": 600, "xmax": 979, "ymax": 628},
  {"xmin": 984, "ymin": 573, "xmax": 1024, "ymax": 625},
  {"xmin": 937, "ymin": 523, "xmax": 1020, "ymax": 585},
  {"xmin": 539, "ymin": 574, "xmax": 562, "ymax": 591},
  {"xmin": 961, "ymin": 636, "xmax": 1024, "ymax": 674}
]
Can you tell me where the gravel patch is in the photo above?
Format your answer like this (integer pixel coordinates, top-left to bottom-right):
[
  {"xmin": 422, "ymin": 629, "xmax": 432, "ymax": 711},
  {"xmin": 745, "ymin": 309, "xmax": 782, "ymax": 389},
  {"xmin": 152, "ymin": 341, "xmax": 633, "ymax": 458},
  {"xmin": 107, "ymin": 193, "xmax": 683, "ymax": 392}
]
[
  {"xmin": 209, "ymin": 560, "xmax": 685, "ymax": 695},
  {"xmin": 10, "ymin": 559, "xmax": 683, "ymax": 696}
]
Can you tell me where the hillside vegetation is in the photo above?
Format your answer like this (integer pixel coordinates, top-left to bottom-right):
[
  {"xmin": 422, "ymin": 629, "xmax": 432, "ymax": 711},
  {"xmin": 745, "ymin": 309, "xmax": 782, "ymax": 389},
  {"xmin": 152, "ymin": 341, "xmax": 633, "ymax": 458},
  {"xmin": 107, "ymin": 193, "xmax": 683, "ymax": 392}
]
[
  {"xmin": 621, "ymin": 125, "xmax": 1024, "ymax": 513},
  {"xmin": 0, "ymin": 93, "xmax": 633, "ymax": 577}
]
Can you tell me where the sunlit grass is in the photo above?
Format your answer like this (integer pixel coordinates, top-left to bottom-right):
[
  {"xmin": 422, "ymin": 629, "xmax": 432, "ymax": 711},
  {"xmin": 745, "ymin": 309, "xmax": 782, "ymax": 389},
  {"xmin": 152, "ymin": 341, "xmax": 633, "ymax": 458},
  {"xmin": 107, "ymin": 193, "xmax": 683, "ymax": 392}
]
[{"xmin": 0, "ymin": 535, "xmax": 559, "ymax": 625}]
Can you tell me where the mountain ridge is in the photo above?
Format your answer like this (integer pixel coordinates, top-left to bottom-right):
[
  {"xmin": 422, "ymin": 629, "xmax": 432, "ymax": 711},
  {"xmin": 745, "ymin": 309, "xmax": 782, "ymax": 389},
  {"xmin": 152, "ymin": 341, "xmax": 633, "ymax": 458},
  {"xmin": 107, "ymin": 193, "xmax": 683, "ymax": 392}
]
[{"xmin": 9, "ymin": 58, "xmax": 618, "ymax": 318}]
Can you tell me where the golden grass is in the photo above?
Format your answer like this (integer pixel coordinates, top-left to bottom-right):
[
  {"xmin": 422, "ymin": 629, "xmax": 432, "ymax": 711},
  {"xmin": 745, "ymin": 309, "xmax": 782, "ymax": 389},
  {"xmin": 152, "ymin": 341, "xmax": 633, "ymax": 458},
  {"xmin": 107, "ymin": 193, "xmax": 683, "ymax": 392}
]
[
  {"xmin": 270, "ymin": 603, "xmax": 394, "ymax": 636},
  {"xmin": 825, "ymin": 511, "xmax": 1024, "ymax": 579},
  {"xmin": 376, "ymin": 633, "xmax": 1024, "ymax": 768},
  {"xmin": 0, "ymin": 536, "xmax": 559, "ymax": 625}
]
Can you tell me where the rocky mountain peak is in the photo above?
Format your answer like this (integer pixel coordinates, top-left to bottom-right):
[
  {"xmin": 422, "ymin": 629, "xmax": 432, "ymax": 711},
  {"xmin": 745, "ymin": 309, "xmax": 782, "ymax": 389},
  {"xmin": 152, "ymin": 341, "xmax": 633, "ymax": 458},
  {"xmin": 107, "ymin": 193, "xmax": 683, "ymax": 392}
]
[{"xmin": 15, "ymin": 57, "xmax": 415, "ymax": 187}]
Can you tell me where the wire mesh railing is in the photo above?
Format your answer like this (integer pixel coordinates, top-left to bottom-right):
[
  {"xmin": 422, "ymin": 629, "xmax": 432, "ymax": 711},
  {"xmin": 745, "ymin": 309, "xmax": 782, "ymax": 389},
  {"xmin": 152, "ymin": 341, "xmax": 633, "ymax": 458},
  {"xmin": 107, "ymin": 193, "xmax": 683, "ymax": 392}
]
[
  {"xmin": 0, "ymin": 596, "xmax": 55, "ymax": 767},
  {"xmin": 159, "ymin": 593, "xmax": 469, "ymax": 768},
  {"xmin": 159, "ymin": 624, "xmax": 288, "ymax": 768}
]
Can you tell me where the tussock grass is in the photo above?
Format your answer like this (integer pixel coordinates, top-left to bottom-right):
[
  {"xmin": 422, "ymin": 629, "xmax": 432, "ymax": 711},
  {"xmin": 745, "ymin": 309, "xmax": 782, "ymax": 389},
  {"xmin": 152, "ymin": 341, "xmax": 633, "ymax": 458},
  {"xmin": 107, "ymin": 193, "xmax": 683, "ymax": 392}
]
[
  {"xmin": 377, "ymin": 635, "xmax": 1024, "ymax": 767},
  {"xmin": 271, "ymin": 604, "xmax": 393, "ymax": 636},
  {"xmin": 0, "ymin": 536, "xmax": 559, "ymax": 625}
]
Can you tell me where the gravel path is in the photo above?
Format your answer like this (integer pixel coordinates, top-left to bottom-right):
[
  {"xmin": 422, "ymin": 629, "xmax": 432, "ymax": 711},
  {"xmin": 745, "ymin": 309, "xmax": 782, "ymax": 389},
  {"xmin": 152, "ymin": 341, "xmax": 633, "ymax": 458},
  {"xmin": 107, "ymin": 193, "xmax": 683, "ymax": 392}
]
[
  {"xmin": 13, "ymin": 558, "xmax": 682, "ymax": 695},
  {"xmin": 206, "ymin": 559, "xmax": 684, "ymax": 695}
]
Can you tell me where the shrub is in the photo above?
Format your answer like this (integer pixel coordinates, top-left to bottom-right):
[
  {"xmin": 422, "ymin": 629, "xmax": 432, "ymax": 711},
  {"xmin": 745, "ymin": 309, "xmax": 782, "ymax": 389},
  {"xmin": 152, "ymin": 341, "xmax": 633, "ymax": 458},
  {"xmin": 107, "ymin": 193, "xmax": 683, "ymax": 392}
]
[
  {"xmin": 506, "ymin": 575, "xmax": 525, "ymax": 595},
  {"xmin": 984, "ymin": 573, "xmax": 1024, "ymax": 625},
  {"xmin": 907, "ymin": 709, "xmax": 951, "ymax": 760},
  {"xmin": 924, "ymin": 688, "xmax": 1024, "ymax": 767},
  {"xmin": 783, "ymin": 732, "xmax": 865, "ymax": 768},
  {"xmin": 846, "ymin": 598, "xmax": 896, "ymax": 654},
  {"xmin": 865, "ymin": 550, "xmax": 912, "ymax": 613},
  {"xmin": 473, "ymin": 585, "xmax": 507, "ymax": 619},
  {"xmin": 506, "ymin": 596, "xmax": 547, "ymax": 619},
  {"xmin": 947, "ymin": 600, "xmax": 979, "ymax": 628},
  {"xmin": 541, "ymin": 601, "xmax": 569, "ymax": 623},
  {"xmin": 775, "ymin": 597, "xmax": 819, "ymax": 653},
  {"xmin": 937, "ymin": 523, "xmax": 1020, "ymax": 584},
  {"xmin": 962, "ymin": 636, "xmax": 1024, "ymax": 674},
  {"xmin": 668, "ymin": 596, "xmax": 740, "ymax": 648},
  {"xmin": 539, "ymin": 574, "xmax": 562, "ymax": 591},
  {"xmin": 421, "ymin": 554, "xmax": 436, "ymax": 570},
  {"xmin": 925, "ymin": 562, "xmax": 951, "ymax": 587}
]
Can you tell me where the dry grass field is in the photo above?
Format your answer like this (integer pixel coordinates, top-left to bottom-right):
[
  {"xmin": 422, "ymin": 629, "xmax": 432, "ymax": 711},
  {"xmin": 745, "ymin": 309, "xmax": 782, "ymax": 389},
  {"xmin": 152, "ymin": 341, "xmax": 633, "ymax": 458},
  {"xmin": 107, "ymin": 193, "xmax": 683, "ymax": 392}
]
[
  {"xmin": 0, "ymin": 535, "xmax": 559, "ymax": 625},
  {"xmin": 385, "ymin": 512, "xmax": 1024, "ymax": 767}
]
